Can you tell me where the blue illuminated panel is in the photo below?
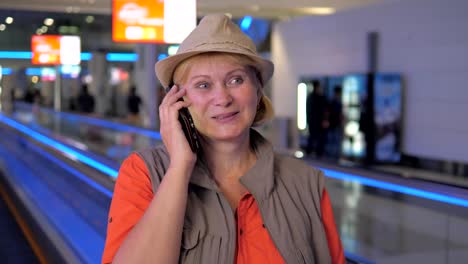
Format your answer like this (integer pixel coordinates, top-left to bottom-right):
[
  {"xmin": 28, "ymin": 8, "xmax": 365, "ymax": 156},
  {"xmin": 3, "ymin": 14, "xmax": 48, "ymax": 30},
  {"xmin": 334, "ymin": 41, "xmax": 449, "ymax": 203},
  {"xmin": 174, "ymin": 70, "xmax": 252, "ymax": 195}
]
[
  {"xmin": 106, "ymin": 53, "xmax": 138, "ymax": 62},
  {"xmin": 0, "ymin": 51, "xmax": 32, "ymax": 59},
  {"xmin": 81, "ymin": 52, "xmax": 93, "ymax": 61},
  {"xmin": 1, "ymin": 68, "xmax": 13, "ymax": 75}
]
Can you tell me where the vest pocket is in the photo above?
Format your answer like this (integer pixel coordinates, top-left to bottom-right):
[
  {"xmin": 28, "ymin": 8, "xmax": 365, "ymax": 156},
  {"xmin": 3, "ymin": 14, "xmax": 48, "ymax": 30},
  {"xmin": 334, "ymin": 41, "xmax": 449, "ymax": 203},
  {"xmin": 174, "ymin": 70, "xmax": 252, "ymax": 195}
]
[
  {"xmin": 296, "ymin": 248, "xmax": 315, "ymax": 264},
  {"xmin": 182, "ymin": 228, "xmax": 200, "ymax": 249},
  {"xmin": 180, "ymin": 228, "xmax": 200, "ymax": 263}
]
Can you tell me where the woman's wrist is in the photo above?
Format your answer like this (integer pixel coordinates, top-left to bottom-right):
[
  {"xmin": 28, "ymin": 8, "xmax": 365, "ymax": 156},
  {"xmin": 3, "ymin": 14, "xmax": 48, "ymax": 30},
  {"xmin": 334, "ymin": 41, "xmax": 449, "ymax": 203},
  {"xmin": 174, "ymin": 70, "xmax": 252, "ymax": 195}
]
[{"xmin": 167, "ymin": 162, "xmax": 195, "ymax": 182}]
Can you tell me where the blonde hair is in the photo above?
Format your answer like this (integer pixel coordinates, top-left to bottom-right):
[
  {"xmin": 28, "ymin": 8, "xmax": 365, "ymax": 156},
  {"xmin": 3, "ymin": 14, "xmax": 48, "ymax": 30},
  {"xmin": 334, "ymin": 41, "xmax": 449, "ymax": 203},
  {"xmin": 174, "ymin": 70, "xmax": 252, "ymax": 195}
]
[{"xmin": 173, "ymin": 52, "xmax": 274, "ymax": 126}]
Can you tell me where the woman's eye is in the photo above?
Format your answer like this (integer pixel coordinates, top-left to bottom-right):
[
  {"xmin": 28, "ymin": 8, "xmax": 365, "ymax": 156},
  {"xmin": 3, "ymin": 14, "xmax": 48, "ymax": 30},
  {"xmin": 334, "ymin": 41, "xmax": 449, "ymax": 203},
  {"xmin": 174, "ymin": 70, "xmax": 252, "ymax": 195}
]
[
  {"xmin": 196, "ymin": 82, "xmax": 209, "ymax": 89},
  {"xmin": 229, "ymin": 77, "xmax": 244, "ymax": 85}
]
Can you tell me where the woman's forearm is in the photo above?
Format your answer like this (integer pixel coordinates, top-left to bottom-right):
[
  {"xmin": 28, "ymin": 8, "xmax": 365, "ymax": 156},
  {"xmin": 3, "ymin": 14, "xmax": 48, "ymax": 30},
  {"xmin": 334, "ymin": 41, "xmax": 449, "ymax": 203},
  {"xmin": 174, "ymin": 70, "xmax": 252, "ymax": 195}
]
[{"xmin": 112, "ymin": 165, "xmax": 192, "ymax": 264}]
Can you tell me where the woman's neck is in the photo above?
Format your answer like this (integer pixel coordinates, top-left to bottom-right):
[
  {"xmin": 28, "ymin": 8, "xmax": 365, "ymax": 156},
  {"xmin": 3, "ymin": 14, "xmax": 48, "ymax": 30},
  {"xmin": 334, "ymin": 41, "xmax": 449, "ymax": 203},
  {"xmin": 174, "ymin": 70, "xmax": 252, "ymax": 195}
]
[{"xmin": 202, "ymin": 134, "xmax": 257, "ymax": 183}]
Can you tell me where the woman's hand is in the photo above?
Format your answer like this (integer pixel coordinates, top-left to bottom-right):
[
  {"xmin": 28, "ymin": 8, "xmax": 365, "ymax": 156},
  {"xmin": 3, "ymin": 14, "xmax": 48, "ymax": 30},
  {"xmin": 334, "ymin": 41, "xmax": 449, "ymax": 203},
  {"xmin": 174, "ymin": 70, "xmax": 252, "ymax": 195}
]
[{"xmin": 159, "ymin": 85, "xmax": 197, "ymax": 174}]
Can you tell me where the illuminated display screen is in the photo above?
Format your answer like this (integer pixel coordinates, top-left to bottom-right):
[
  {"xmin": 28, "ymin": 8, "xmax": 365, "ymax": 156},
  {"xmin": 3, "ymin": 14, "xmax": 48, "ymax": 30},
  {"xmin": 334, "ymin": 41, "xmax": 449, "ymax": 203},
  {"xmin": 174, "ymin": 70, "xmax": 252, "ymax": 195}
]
[
  {"xmin": 112, "ymin": 0, "xmax": 196, "ymax": 43},
  {"xmin": 31, "ymin": 35, "xmax": 81, "ymax": 65},
  {"xmin": 31, "ymin": 35, "xmax": 61, "ymax": 65}
]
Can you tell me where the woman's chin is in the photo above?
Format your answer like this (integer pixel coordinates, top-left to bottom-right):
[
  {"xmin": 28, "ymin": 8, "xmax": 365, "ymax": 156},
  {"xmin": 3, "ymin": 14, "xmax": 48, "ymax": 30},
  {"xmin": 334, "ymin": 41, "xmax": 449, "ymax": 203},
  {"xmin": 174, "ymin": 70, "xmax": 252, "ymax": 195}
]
[{"xmin": 202, "ymin": 128, "xmax": 249, "ymax": 143}]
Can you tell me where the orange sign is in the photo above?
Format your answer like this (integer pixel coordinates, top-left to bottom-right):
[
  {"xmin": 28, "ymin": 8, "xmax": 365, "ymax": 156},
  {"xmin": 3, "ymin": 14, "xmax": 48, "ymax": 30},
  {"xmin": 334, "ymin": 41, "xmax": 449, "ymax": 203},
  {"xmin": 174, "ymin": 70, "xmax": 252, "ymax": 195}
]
[
  {"xmin": 31, "ymin": 35, "xmax": 81, "ymax": 65},
  {"xmin": 113, "ymin": 0, "xmax": 165, "ymax": 43},
  {"xmin": 112, "ymin": 0, "xmax": 196, "ymax": 43},
  {"xmin": 31, "ymin": 35, "xmax": 61, "ymax": 65}
]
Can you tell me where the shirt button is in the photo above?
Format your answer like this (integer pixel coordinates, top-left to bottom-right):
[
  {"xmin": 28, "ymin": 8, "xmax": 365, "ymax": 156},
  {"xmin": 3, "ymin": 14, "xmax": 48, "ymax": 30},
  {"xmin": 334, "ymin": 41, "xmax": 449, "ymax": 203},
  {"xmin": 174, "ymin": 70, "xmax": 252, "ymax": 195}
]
[
  {"xmin": 262, "ymin": 224, "xmax": 266, "ymax": 228},
  {"xmin": 239, "ymin": 229, "xmax": 243, "ymax": 235},
  {"xmin": 108, "ymin": 217, "xmax": 113, "ymax": 223}
]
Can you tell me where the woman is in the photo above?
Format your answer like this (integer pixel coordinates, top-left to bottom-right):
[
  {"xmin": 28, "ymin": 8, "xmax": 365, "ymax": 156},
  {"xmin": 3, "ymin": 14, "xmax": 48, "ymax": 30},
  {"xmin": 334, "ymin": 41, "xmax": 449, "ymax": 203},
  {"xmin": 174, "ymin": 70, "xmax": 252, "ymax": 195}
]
[{"xmin": 102, "ymin": 14, "xmax": 345, "ymax": 264}]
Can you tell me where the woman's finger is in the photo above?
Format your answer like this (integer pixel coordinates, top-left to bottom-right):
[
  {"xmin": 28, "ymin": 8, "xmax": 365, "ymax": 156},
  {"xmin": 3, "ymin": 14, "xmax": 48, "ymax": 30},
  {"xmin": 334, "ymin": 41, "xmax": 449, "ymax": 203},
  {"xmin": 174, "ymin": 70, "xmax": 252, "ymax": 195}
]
[{"xmin": 161, "ymin": 85, "xmax": 186, "ymax": 105}]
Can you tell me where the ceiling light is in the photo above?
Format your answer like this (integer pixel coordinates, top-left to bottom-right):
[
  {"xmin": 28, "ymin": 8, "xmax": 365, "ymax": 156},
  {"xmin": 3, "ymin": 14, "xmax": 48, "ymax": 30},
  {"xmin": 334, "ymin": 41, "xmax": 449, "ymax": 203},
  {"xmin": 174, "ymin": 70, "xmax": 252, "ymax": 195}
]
[
  {"xmin": 36, "ymin": 28, "xmax": 43, "ymax": 35},
  {"xmin": 85, "ymin": 15, "xmax": 94, "ymax": 23},
  {"xmin": 301, "ymin": 7, "xmax": 336, "ymax": 15},
  {"xmin": 44, "ymin": 18, "xmax": 54, "ymax": 26},
  {"xmin": 0, "ymin": 24, "xmax": 5, "ymax": 31},
  {"xmin": 41, "ymin": 26, "xmax": 48, "ymax": 33},
  {"xmin": 5, "ymin": 17, "xmax": 13, "ymax": 24}
]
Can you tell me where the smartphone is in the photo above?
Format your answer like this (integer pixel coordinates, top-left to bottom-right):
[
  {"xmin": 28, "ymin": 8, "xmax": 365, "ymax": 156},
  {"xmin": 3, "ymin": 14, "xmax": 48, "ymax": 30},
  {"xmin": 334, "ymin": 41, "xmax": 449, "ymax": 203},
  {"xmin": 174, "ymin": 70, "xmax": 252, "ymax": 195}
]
[{"xmin": 165, "ymin": 84, "xmax": 201, "ymax": 154}]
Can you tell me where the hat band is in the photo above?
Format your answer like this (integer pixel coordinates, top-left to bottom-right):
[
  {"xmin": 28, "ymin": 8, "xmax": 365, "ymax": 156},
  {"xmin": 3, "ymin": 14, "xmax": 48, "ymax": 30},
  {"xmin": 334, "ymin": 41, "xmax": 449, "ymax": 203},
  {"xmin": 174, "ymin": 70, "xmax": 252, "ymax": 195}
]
[{"xmin": 178, "ymin": 41, "xmax": 257, "ymax": 56}]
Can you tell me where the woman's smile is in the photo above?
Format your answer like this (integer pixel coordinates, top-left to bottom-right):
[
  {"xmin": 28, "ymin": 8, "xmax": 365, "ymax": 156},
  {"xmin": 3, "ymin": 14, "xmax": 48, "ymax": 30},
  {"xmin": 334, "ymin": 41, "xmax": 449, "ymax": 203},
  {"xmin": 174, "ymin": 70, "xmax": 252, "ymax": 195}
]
[{"xmin": 212, "ymin": 111, "xmax": 240, "ymax": 122}]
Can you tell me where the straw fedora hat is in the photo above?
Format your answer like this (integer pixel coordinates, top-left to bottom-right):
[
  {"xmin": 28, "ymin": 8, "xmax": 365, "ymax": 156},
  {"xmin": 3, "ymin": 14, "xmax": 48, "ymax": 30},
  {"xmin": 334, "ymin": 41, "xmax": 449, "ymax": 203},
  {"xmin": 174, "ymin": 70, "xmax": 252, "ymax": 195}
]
[{"xmin": 155, "ymin": 14, "xmax": 274, "ymax": 89}]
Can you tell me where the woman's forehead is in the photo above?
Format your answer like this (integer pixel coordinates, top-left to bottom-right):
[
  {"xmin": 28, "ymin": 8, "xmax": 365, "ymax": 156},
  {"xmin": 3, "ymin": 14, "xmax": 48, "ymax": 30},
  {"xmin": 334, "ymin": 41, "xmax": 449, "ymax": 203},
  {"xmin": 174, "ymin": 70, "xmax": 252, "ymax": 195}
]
[{"xmin": 187, "ymin": 57, "xmax": 248, "ymax": 77}]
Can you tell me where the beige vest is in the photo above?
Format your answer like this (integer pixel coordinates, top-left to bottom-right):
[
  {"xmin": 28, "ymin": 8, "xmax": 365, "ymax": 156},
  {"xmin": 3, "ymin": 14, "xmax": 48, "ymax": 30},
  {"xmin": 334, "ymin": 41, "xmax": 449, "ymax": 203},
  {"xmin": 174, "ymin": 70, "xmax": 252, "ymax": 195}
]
[{"xmin": 137, "ymin": 130, "xmax": 332, "ymax": 264}]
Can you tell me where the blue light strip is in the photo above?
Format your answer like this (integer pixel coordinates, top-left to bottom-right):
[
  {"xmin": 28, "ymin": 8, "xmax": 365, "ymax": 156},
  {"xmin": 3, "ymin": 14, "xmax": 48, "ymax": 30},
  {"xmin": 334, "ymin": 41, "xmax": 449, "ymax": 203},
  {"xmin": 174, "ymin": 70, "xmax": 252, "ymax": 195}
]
[
  {"xmin": 0, "ymin": 51, "xmax": 136, "ymax": 62},
  {"xmin": 0, "ymin": 114, "xmax": 118, "ymax": 178},
  {"xmin": 25, "ymin": 68, "xmax": 42, "ymax": 76},
  {"xmin": 106, "ymin": 53, "xmax": 138, "ymax": 62},
  {"xmin": 1, "ymin": 68, "xmax": 12, "ymax": 75},
  {"xmin": 0, "ymin": 51, "xmax": 32, "ymax": 59},
  {"xmin": 240, "ymin": 16, "xmax": 252, "ymax": 31},
  {"xmin": 44, "ymin": 109, "xmax": 162, "ymax": 140},
  {"xmin": 81, "ymin": 52, "xmax": 92, "ymax": 61},
  {"xmin": 13, "ymin": 102, "xmax": 162, "ymax": 140},
  {"xmin": 26, "ymin": 141, "xmax": 113, "ymax": 198},
  {"xmin": 321, "ymin": 168, "xmax": 468, "ymax": 208}
]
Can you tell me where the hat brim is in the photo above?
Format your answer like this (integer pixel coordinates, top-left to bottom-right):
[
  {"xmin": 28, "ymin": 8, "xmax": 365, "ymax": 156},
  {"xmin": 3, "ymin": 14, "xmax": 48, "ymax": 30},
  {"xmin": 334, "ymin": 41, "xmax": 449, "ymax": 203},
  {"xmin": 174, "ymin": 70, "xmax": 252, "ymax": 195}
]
[{"xmin": 155, "ymin": 49, "xmax": 274, "ymax": 89}]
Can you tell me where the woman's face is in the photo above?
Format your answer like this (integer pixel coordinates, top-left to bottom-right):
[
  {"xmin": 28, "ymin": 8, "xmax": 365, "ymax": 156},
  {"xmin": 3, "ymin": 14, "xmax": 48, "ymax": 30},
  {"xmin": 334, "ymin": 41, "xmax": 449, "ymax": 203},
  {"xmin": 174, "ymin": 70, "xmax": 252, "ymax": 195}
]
[{"xmin": 181, "ymin": 55, "xmax": 261, "ymax": 142}]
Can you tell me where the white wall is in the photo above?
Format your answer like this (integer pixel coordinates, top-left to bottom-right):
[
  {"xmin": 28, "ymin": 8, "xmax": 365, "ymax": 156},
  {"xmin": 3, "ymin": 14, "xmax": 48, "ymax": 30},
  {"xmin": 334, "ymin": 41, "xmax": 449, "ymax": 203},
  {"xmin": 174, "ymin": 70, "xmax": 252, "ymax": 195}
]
[{"xmin": 271, "ymin": 0, "xmax": 468, "ymax": 162}]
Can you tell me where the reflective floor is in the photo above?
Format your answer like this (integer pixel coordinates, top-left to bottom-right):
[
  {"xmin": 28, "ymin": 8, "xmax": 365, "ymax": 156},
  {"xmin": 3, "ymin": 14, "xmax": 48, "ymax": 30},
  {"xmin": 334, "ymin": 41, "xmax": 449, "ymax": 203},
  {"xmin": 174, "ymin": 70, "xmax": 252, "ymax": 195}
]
[{"xmin": 326, "ymin": 176, "xmax": 468, "ymax": 264}]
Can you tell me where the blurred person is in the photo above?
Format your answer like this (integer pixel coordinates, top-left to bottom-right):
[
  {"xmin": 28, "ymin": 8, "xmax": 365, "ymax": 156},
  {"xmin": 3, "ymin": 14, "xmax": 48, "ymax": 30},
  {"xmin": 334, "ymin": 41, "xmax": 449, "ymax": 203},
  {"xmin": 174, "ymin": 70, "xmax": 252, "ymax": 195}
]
[
  {"xmin": 69, "ymin": 92, "xmax": 78, "ymax": 112},
  {"xmin": 126, "ymin": 85, "xmax": 143, "ymax": 125},
  {"xmin": 359, "ymin": 95, "xmax": 374, "ymax": 164},
  {"xmin": 77, "ymin": 84, "xmax": 95, "ymax": 114},
  {"xmin": 31, "ymin": 89, "xmax": 43, "ymax": 114},
  {"xmin": 327, "ymin": 85, "xmax": 344, "ymax": 159},
  {"xmin": 33, "ymin": 89, "xmax": 43, "ymax": 105},
  {"xmin": 102, "ymin": 14, "xmax": 344, "ymax": 264},
  {"xmin": 23, "ymin": 87, "xmax": 35, "ymax": 103},
  {"xmin": 306, "ymin": 79, "xmax": 329, "ymax": 158}
]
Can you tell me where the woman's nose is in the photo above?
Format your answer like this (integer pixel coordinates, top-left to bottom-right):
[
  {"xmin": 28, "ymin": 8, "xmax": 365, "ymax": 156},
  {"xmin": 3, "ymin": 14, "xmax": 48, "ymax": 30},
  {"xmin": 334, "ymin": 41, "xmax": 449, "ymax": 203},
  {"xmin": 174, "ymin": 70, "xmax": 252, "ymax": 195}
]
[{"xmin": 213, "ymin": 86, "xmax": 233, "ymax": 107}]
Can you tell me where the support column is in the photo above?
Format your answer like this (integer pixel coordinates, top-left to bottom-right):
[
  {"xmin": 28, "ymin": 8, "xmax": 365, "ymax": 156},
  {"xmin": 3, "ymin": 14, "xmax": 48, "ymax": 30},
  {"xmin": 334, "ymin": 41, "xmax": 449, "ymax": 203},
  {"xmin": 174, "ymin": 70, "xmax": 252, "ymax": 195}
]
[
  {"xmin": 134, "ymin": 44, "xmax": 162, "ymax": 129},
  {"xmin": 54, "ymin": 65, "xmax": 62, "ymax": 111},
  {"xmin": 89, "ymin": 52, "xmax": 107, "ymax": 115}
]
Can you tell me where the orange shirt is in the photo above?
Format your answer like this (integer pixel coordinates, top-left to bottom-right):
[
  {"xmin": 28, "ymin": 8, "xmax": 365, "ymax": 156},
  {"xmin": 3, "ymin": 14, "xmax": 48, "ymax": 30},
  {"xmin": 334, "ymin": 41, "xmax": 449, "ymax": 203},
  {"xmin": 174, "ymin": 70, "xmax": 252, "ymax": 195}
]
[
  {"xmin": 235, "ymin": 193, "xmax": 285, "ymax": 264},
  {"xmin": 102, "ymin": 153, "xmax": 345, "ymax": 264}
]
